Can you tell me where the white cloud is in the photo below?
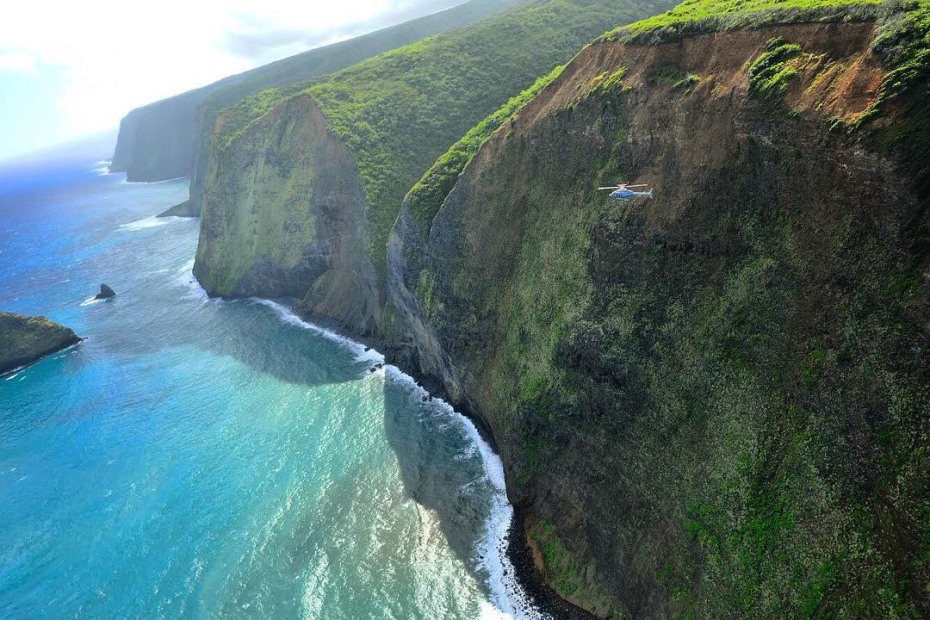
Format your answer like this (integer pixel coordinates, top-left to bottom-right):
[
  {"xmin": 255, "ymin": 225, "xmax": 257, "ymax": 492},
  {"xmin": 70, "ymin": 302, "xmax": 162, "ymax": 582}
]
[
  {"xmin": 0, "ymin": 52, "xmax": 38, "ymax": 73},
  {"xmin": 0, "ymin": 0, "xmax": 460, "ymax": 144}
]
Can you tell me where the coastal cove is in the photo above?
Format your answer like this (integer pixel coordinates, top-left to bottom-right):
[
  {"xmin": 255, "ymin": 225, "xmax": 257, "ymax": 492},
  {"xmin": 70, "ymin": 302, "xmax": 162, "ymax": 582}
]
[{"xmin": 0, "ymin": 157, "xmax": 548, "ymax": 618}]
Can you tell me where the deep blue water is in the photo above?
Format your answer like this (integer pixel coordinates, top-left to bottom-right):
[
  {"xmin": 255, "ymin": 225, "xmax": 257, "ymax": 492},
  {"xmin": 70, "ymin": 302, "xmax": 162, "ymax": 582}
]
[{"xmin": 0, "ymin": 153, "xmax": 537, "ymax": 618}]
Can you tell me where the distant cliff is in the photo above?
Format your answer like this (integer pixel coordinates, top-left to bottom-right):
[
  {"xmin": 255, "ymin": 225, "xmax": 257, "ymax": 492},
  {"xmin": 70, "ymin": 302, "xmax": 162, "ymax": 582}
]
[
  {"xmin": 110, "ymin": 90, "xmax": 203, "ymax": 181},
  {"xmin": 109, "ymin": 0, "xmax": 521, "ymax": 183},
  {"xmin": 0, "ymin": 313, "xmax": 81, "ymax": 375}
]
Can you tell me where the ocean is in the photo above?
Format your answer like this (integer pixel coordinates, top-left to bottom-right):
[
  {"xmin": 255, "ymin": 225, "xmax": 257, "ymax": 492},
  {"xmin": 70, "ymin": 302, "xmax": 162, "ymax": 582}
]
[{"xmin": 0, "ymin": 150, "xmax": 540, "ymax": 618}]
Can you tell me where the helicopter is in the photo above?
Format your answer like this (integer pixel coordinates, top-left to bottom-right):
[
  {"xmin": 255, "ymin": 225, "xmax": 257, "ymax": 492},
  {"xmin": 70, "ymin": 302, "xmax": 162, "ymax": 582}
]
[{"xmin": 597, "ymin": 183, "xmax": 654, "ymax": 201}]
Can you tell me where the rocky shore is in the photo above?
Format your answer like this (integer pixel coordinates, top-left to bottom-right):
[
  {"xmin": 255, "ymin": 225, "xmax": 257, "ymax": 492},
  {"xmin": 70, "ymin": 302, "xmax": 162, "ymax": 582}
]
[{"xmin": 0, "ymin": 312, "xmax": 81, "ymax": 375}]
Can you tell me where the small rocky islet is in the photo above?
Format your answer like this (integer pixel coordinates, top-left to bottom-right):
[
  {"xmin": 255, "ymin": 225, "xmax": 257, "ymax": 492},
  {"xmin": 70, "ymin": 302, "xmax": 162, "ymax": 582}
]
[
  {"xmin": 94, "ymin": 284, "xmax": 116, "ymax": 300},
  {"xmin": 0, "ymin": 312, "xmax": 82, "ymax": 375}
]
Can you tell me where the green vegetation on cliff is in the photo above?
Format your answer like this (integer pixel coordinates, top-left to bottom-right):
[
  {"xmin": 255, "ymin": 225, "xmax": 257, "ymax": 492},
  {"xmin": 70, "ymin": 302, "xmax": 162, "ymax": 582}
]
[
  {"xmin": 605, "ymin": 0, "xmax": 883, "ymax": 42},
  {"xmin": 527, "ymin": 518, "xmax": 617, "ymax": 616},
  {"xmin": 405, "ymin": 64, "xmax": 565, "ymax": 233},
  {"xmin": 870, "ymin": 0, "xmax": 930, "ymax": 206},
  {"xmin": 747, "ymin": 37, "xmax": 804, "ymax": 101},
  {"xmin": 217, "ymin": 0, "xmax": 679, "ymax": 274}
]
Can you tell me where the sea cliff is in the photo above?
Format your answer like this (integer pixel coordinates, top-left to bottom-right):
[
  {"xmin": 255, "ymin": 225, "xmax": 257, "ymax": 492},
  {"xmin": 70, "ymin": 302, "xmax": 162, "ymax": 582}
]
[
  {"xmin": 193, "ymin": 0, "xmax": 678, "ymax": 332},
  {"xmin": 384, "ymin": 7, "xmax": 930, "ymax": 616}
]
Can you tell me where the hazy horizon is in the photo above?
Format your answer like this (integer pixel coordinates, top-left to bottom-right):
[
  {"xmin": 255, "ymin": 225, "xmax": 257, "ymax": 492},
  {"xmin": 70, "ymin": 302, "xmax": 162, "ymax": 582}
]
[{"xmin": 0, "ymin": 0, "xmax": 467, "ymax": 161}]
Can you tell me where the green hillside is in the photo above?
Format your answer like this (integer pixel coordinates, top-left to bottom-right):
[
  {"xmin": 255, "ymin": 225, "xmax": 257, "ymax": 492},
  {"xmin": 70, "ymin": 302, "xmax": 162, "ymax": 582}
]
[{"xmin": 606, "ymin": 0, "xmax": 883, "ymax": 40}]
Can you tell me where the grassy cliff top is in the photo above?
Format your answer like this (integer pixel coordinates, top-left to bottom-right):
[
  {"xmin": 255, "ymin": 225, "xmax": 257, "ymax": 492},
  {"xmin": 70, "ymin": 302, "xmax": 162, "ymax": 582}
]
[
  {"xmin": 217, "ymin": 0, "xmax": 679, "ymax": 274},
  {"xmin": 604, "ymin": 0, "xmax": 886, "ymax": 42}
]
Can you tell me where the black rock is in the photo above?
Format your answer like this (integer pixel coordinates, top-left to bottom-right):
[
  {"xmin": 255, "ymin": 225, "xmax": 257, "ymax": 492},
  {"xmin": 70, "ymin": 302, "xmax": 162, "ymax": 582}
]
[{"xmin": 95, "ymin": 284, "xmax": 116, "ymax": 300}]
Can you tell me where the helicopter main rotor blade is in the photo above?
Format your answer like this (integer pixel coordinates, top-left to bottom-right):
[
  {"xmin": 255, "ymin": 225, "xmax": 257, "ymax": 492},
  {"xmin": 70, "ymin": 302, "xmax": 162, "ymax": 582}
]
[{"xmin": 597, "ymin": 187, "xmax": 620, "ymax": 190}]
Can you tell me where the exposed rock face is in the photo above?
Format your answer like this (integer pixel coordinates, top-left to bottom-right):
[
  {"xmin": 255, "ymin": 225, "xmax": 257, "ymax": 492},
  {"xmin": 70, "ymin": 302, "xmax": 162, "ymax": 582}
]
[
  {"xmin": 193, "ymin": 95, "xmax": 381, "ymax": 335},
  {"xmin": 95, "ymin": 284, "xmax": 116, "ymax": 299},
  {"xmin": 0, "ymin": 313, "xmax": 81, "ymax": 375},
  {"xmin": 385, "ymin": 21, "xmax": 930, "ymax": 618}
]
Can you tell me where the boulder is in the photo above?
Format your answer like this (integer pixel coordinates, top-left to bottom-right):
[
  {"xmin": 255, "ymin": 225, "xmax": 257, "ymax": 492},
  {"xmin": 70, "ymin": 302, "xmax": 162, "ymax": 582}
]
[{"xmin": 95, "ymin": 284, "xmax": 116, "ymax": 300}]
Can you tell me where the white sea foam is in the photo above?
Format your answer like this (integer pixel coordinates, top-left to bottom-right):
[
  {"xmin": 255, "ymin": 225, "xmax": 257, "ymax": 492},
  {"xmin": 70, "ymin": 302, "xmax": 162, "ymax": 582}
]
[
  {"xmin": 119, "ymin": 175, "xmax": 189, "ymax": 186},
  {"xmin": 3, "ymin": 367, "xmax": 25, "ymax": 380},
  {"xmin": 254, "ymin": 299, "xmax": 384, "ymax": 365},
  {"xmin": 383, "ymin": 366, "xmax": 546, "ymax": 620},
  {"xmin": 260, "ymin": 299, "xmax": 544, "ymax": 619},
  {"xmin": 174, "ymin": 259, "xmax": 209, "ymax": 303},
  {"xmin": 91, "ymin": 161, "xmax": 111, "ymax": 175},
  {"xmin": 119, "ymin": 216, "xmax": 170, "ymax": 232}
]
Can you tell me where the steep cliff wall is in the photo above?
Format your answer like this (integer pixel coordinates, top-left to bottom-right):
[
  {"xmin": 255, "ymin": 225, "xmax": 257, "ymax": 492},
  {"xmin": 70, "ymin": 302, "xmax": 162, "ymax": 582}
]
[
  {"xmin": 110, "ymin": 0, "xmax": 520, "ymax": 183},
  {"xmin": 110, "ymin": 91, "xmax": 203, "ymax": 181},
  {"xmin": 194, "ymin": 0, "xmax": 678, "ymax": 334},
  {"xmin": 193, "ymin": 95, "xmax": 381, "ymax": 334},
  {"xmin": 386, "ymin": 13, "xmax": 930, "ymax": 618}
]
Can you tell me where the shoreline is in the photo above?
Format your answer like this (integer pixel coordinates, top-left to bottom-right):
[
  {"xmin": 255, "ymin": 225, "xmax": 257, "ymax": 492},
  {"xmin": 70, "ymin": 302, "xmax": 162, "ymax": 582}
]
[
  {"xmin": 508, "ymin": 511, "xmax": 596, "ymax": 620},
  {"xmin": 252, "ymin": 297, "xmax": 586, "ymax": 619}
]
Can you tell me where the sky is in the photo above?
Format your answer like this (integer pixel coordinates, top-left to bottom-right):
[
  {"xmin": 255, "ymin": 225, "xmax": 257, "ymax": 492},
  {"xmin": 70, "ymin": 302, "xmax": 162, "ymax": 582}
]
[{"xmin": 0, "ymin": 0, "xmax": 463, "ymax": 162}]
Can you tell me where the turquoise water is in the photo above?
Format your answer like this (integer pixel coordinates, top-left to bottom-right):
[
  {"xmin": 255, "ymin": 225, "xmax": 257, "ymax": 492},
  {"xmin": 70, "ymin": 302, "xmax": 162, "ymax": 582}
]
[{"xmin": 0, "ymin": 155, "xmax": 538, "ymax": 618}]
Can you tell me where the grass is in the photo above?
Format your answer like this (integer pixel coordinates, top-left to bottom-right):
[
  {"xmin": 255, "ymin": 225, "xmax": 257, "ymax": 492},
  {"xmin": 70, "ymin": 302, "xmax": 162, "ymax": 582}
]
[
  {"xmin": 748, "ymin": 37, "xmax": 804, "ymax": 101},
  {"xmin": 405, "ymin": 65, "xmax": 565, "ymax": 234},
  {"xmin": 648, "ymin": 64, "xmax": 701, "ymax": 89},
  {"xmin": 604, "ymin": 0, "xmax": 884, "ymax": 43}
]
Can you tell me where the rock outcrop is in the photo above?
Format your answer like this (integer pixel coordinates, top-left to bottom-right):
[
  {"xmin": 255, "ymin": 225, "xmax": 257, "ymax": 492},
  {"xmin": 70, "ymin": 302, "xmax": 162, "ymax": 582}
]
[
  {"xmin": 193, "ymin": 96, "xmax": 382, "ymax": 335},
  {"xmin": 94, "ymin": 284, "xmax": 116, "ymax": 300},
  {"xmin": 0, "ymin": 313, "xmax": 82, "ymax": 375},
  {"xmin": 157, "ymin": 200, "xmax": 198, "ymax": 218}
]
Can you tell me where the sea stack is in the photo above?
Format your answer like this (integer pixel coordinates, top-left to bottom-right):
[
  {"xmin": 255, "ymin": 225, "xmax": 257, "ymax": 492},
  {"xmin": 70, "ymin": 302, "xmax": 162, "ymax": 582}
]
[
  {"xmin": 95, "ymin": 284, "xmax": 116, "ymax": 300},
  {"xmin": 0, "ymin": 312, "xmax": 82, "ymax": 375}
]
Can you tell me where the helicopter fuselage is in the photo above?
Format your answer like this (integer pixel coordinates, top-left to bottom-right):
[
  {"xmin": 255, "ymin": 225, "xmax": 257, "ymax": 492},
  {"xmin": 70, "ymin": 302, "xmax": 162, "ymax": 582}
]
[{"xmin": 610, "ymin": 188, "xmax": 653, "ymax": 201}]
